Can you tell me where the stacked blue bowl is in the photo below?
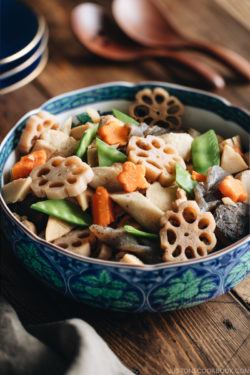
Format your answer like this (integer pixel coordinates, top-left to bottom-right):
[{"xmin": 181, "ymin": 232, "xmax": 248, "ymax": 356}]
[{"xmin": 0, "ymin": 0, "xmax": 48, "ymax": 94}]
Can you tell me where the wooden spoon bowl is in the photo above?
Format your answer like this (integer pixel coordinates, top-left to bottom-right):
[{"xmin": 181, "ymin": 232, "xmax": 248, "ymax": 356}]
[
  {"xmin": 71, "ymin": 3, "xmax": 225, "ymax": 88},
  {"xmin": 112, "ymin": 0, "xmax": 250, "ymax": 81}
]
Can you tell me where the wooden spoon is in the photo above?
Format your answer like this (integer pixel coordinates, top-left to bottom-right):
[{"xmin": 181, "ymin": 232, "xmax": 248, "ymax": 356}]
[
  {"xmin": 71, "ymin": 3, "xmax": 225, "ymax": 89},
  {"xmin": 112, "ymin": 0, "xmax": 250, "ymax": 81}
]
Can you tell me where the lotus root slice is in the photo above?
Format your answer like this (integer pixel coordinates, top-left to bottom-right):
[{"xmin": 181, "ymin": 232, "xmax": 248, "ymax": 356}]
[
  {"xmin": 19, "ymin": 111, "xmax": 60, "ymax": 153},
  {"xmin": 127, "ymin": 135, "xmax": 185, "ymax": 186},
  {"xmin": 53, "ymin": 229, "xmax": 95, "ymax": 256},
  {"xmin": 160, "ymin": 201, "xmax": 216, "ymax": 262},
  {"xmin": 30, "ymin": 156, "xmax": 94, "ymax": 199},
  {"xmin": 129, "ymin": 87, "xmax": 184, "ymax": 130}
]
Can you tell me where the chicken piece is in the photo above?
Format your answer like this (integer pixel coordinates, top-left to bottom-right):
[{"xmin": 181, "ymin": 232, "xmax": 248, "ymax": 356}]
[{"xmin": 40, "ymin": 129, "xmax": 78, "ymax": 157}]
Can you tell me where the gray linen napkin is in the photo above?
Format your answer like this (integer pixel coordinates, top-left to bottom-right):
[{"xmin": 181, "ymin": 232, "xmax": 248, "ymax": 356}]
[{"xmin": 0, "ymin": 297, "xmax": 132, "ymax": 375}]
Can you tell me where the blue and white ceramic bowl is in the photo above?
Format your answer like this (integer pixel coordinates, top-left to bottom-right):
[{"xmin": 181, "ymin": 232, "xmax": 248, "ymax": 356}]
[{"xmin": 0, "ymin": 82, "xmax": 249, "ymax": 312}]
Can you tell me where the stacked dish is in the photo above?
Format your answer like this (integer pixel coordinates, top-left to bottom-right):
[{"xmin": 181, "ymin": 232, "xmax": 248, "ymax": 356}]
[{"xmin": 0, "ymin": 0, "xmax": 48, "ymax": 94}]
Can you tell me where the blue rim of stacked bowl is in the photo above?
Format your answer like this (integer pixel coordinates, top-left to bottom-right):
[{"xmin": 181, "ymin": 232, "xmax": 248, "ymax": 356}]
[{"xmin": 0, "ymin": 1, "xmax": 48, "ymax": 94}]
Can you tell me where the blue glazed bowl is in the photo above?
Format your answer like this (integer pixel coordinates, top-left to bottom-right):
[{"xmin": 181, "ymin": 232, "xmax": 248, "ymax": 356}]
[
  {"xmin": 0, "ymin": 82, "xmax": 249, "ymax": 312},
  {"xmin": 0, "ymin": 0, "xmax": 46, "ymax": 69}
]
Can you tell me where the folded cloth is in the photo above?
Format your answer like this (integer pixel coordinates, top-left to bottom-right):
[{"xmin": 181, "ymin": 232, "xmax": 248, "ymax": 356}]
[{"xmin": 0, "ymin": 297, "xmax": 132, "ymax": 375}]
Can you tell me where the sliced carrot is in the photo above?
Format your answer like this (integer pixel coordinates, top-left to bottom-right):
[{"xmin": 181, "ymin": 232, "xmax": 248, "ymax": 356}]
[
  {"xmin": 191, "ymin": 170, "xmax": 206, "ymax": 182},
  {"xmin": 92, "ymin": 186, "xmax": 115, "ymax": 226},
  {"xmin": 98, "ymin": 121, "xmax": 130, "ymax": 146},
  {"xmin": 12, "ymin": 150, "xmax": 47, "ymax": 179},
  {"xmin": 218, "ymin": 175, "xmax": 247, "ymax": 202},
  {"xmin": 117, "ymin": 161, "xmax": 149, "ymax": 193}
]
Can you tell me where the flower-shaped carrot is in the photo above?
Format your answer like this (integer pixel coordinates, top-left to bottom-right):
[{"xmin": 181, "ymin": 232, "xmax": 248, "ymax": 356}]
[
  {"xmin": 92, "ymin": 186, "xmax": 115, "ymax": 226},
  {"xmin": 12, "ymin": 150, "xmax": 47, "ymax": 180},
  {"xmin": 218, "ymin": 175, "xmax": 247, "ymax": 202},
  {"xmin": 117, "ymin": 161, "xmax": 149, "ymax": 193},
  {"xmin": 98, "ymin": 121, "xmax": 130, "ymax": 146}
]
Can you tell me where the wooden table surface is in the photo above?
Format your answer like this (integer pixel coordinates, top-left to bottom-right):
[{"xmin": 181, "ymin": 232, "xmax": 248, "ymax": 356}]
[{"xmin": 0, "ymin": 1, "xmax": 249, "ymax": 374}]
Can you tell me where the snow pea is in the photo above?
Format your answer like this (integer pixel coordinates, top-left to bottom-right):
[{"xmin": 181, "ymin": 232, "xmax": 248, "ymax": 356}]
[
  {"xmin": 112, "ymin": 109, "xmax": 139, "ymax": 125},
  {"xmin": 124, "ymin": 225, "xmax": 158, "ymax": 240},
  {"xmin": 96, "ymin": 137, "xmax": 127, "ymax": 167},
  {"xmin": 191, "ymin": 130, "xmax": 220, "ymax": 174},
  {"xmin": 75, "ymin": 124, "xmax": 99, "ymax": 159},
  {"xmin": 31, "ymin": 199, "xmax": 91, "ymax": 226},
  {"xmin": 175, "ymin": 163, "xmax": 197, "ymax": 194}
]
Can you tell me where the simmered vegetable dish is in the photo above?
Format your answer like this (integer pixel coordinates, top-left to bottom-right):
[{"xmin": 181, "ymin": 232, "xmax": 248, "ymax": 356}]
[{"xmin": 2, "ymin": 87, "xmax": 249, "ymax": 265}]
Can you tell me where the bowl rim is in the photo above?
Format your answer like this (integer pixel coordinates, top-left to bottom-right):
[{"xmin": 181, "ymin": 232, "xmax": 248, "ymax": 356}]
[
  {"xmin": 0, "ymin": 50, "xmax": 48, "ymax": 95},
  {"xmin": 0, "ymin": 28, "xmax": 49, "ymax": 80},
  {"xmin": 0, "ymin": 13, "xmax": 46, "ymax": 65},
  {"xmin": 1, "ymin": 81, "xmax": 249, "ymax": 270}
]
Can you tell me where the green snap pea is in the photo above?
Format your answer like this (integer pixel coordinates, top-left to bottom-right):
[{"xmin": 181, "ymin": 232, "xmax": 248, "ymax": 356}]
[
  {"xmin": 124, "ymin": 225, "xmax": 158, "ymax": 240},
  {"xmin": 75, "ymin": 124, "xmax": 99, "ymax": 159},
  {"xmin": 96, "ymin": 137, "xmax": 127, "ymax": 167},
  {"xmin": 112, "ymin": 109, "xmax": 139, "ymax": 125},
  {"xmin": 175, "ymin": 163, "xmax": 197, "ymax": 194},
  {"xmin": 31, "ymin": 199, "xmax": 91, "ymax": 226},
  {"xmin": 191, "ymin": 130, "xmax": 220, "ymax": 174}
]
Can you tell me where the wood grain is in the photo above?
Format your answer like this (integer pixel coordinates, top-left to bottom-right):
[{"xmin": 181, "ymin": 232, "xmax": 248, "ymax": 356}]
[
  {"xmin": 215, "ymin": 0, "xmax": 250, "ymax": 31},
  {"xmin": 1, "ymin": 1, "xmax": 250, "ymax": 373}
]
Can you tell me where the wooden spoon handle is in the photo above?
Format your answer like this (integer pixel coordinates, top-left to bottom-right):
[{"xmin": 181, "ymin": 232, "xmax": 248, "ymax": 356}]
[
  {"xmin": 149, "ymin": 50, "xmax": 225, "ymax": 89},
  {"xmin": 188, "ymin": 42, "xmax": 250, "ymax": 81}
]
